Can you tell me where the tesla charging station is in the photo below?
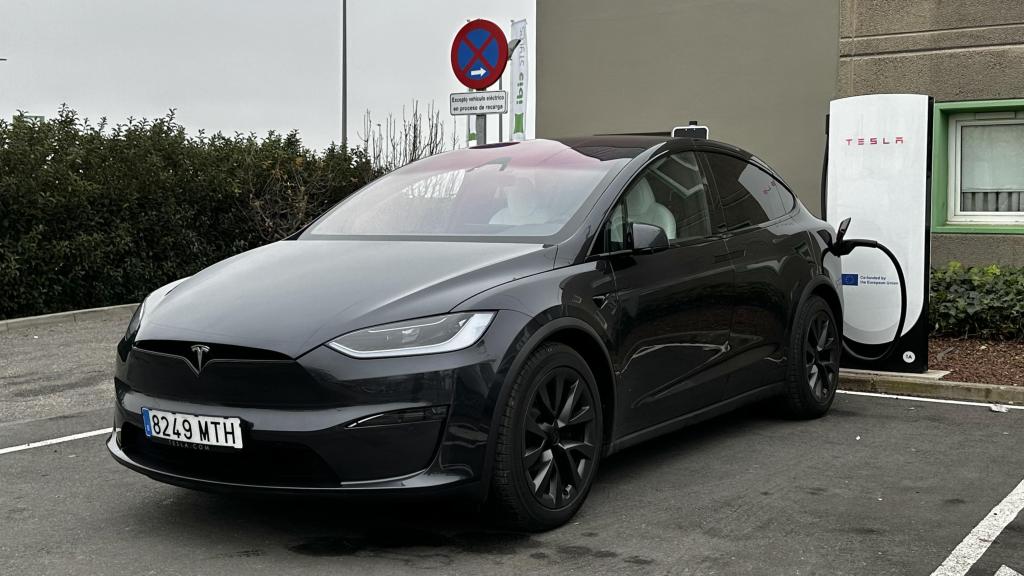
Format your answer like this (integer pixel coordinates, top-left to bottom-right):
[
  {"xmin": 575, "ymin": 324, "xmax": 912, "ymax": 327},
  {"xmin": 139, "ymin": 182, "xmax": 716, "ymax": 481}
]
[{"xmin": 823, "ymin": 94, "xmax": 933, "ymax": 373}]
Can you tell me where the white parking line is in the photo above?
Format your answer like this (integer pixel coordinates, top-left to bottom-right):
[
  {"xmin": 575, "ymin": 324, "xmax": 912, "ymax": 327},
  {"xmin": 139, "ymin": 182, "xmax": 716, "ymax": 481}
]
[
  {"xmin": 929, "ymin": 476, "xmax": 1024, "ymax": 576},
  {"xmin": 838, "ymin": 390, "xmax": 1024, "ymax": 410},
  {"xmin": 0, "ymin": 428, "xmax": 111, "ymax": 456}
]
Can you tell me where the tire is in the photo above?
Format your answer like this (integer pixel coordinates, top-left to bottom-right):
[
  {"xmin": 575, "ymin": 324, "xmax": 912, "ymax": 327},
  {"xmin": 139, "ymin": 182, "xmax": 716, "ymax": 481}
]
[
  {"xmin": 488, "ymin": 342, "xmax": 603, "ymax": 531},
  {"xmin": 782, "ymin": 295, "xmax": 840, "ymax": 419}
]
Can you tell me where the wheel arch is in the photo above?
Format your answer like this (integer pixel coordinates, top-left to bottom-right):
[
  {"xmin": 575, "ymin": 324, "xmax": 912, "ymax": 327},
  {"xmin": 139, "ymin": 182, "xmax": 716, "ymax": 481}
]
[
  {"xmin": 479, "ymin": 315, "xmax": 617, "ymax": 501},
  {"xmin": 543, "ymin": 326, "xmax": 616, "ymax": 449},
  {"xmin": 813, "ymin": 284, "xmax": 843, "ymax": 329},
  {"xmin": 798, "ymin": 277, "xmax": 844, "ymax": 337}
]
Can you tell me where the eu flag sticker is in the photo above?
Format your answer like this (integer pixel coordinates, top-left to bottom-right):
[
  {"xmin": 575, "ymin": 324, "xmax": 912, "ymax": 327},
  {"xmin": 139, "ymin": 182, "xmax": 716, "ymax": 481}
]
[
  {"xmin": 142, "ymin": 407, "xmax": 152, "ymax": 437},
  {"xmin": 842, "ymin": 274, "xmax": 859, "ymax": 286}
]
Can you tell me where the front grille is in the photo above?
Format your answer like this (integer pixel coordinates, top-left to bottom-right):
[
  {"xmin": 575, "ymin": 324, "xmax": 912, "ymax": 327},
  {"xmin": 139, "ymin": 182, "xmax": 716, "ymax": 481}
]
[
  {"xmin": 125, "ymin": 343, "xmax": 328, "ymax": 408},
  {"xmin": 121, "ymin": 423, "xmax": 340, "ymax": 487},
  {"xmin": 134, "ymin": 340, "xmax": 291, "ymax": 362}
]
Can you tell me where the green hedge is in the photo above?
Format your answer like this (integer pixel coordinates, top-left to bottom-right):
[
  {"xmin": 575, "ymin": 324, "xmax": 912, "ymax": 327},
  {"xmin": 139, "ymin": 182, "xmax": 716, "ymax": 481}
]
[
  {"xmin": 930, "ymin": 261, "xmax": 1024, "ymax": 340},
  {"xmin": 0, "ymin": 108, "xmax": 375, "ymax": 320}
]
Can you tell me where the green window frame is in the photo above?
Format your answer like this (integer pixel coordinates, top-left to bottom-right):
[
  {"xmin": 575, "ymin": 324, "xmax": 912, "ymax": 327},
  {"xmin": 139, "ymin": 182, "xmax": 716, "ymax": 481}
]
[{"xmin": 932, "ymin": 99, "xmax": 1024, "ymax": 234}]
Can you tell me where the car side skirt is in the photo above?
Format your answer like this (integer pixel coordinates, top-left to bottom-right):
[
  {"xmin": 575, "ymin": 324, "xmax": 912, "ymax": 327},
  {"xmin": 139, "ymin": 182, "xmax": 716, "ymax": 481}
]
[{"xmin": 606, "ymin": 381, "xmax": 785, "ymax": 455}]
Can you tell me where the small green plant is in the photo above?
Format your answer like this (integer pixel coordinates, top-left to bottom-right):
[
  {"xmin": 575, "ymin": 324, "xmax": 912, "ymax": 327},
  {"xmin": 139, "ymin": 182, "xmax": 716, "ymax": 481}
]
[{"xmin": 930, "ymin": 261, "xmax": 1024, "ymax": 340}]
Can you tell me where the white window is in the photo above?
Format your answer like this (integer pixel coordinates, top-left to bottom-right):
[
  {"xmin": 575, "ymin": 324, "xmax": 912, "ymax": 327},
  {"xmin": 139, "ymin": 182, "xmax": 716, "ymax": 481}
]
[{"xmin": 949, "ymin": 112, "xmax": 1024, "ymax": 224}]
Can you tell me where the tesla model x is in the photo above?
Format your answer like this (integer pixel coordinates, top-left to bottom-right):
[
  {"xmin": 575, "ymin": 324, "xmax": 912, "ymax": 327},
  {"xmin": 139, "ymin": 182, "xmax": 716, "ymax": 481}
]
[{"xmin": 109, "ymin": 135, "xmax": 844, "ymax": 530}]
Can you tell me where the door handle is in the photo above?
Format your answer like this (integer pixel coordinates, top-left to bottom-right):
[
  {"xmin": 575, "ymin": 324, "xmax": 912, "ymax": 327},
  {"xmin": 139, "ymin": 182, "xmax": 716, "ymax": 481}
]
[{"xmin": 713, "ymin": 250, "xmax": 745, "ymax": 263}]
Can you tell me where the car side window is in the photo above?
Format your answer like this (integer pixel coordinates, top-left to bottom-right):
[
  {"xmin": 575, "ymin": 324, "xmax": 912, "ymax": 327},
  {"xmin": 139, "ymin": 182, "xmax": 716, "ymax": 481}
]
[
  {"xmin": 602, "ymin": 151, "xmax": 714, "ymax": 248},
  {"xmin": 705, "ymin": 152, "xmax": 794, "ymax": 230},
  {"xmin": 602, "ymin": 201, "xmax": 627, "ymax": 253}
]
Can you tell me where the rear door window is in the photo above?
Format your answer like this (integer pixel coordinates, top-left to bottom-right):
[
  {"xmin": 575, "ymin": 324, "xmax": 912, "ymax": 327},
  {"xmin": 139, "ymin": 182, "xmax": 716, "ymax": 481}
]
[{"xmin": 704, "ymin": 152, "xmax": 794, "ymax": 230}]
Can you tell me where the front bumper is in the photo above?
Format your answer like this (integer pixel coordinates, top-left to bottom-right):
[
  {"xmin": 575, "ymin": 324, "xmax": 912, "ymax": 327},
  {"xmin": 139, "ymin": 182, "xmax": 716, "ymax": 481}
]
[
  {"xmin": 106, "ymin": 433, "xmax": 476, "ymax": 496},
  {"xmin": 108, "ymin": 310, "xmax": 532, "ymax": 496}
]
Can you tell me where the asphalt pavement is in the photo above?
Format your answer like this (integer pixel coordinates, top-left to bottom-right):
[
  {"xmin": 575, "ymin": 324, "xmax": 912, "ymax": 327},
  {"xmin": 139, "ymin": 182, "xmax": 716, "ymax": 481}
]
[{"xmin": 1, "ymin": 314, "xmax": 1022, "ymax": 575}]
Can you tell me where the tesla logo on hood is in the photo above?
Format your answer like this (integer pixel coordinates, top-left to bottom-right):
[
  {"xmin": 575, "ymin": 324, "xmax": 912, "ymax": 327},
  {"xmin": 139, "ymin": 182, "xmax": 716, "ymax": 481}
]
[{"xmin": 190, "ymin": 344, "xmax": 211, "ymax": 373}]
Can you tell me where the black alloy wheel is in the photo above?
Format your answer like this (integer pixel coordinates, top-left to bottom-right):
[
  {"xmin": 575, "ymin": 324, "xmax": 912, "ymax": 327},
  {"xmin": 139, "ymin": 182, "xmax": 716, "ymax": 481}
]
[
  {"xmin": 489, "ymin": 342, "xmax": 603, "ymax": 531},
  {"xmin": 804, "ymin": 310, "xmax": 839, "ymax": 402},
  {"xmin": 522, "ymin": 366, "xmax": 598, "ymax": 509},
  {"xmin": 783, "ymin": 295, "xmax": 840, "ymax": 418}
]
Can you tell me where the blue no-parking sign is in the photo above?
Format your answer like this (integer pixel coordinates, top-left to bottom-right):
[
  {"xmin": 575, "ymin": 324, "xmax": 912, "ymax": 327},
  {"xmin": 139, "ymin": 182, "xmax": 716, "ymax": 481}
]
[{"xmin": 450, "ymin": 19, "xmax": 508, "ymax": 90}]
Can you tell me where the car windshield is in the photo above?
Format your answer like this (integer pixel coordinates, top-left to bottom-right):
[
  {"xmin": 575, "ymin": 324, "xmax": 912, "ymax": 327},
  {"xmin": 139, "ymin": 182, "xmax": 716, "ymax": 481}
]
[{"xmin": 303, "ymin": 140, "xmax": 631, "ymax": 240}]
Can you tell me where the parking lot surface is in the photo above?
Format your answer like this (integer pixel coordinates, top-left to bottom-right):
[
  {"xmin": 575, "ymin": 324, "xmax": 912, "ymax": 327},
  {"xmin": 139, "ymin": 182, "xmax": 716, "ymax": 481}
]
[{"xmin": 1, "ymin": 316, "xmax": 1022, "ymax": 575}]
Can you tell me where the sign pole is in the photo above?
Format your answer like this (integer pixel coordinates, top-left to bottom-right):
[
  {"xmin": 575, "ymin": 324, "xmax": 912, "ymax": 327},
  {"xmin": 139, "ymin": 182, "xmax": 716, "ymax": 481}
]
[
  {"xmin": 341, "ymin": 0, "xmax": 347, "ymax": 147},
  {"xmin": 476, "ymin": 112, "xmax": 487, "ymax": 146},
  {"xmin": 498, "ymin": 75, "xmax": 503, "ymax": 142},
  {"xmin": 508, "ymin": 20, "xmax": 513, "ymax": 140}
]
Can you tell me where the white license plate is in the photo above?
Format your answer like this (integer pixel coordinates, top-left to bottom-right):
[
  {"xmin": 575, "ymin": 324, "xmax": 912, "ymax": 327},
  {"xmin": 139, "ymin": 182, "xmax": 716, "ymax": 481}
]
[{"xmin": 142, "ymin": 408, "xmax": 243, "ymax": 449}]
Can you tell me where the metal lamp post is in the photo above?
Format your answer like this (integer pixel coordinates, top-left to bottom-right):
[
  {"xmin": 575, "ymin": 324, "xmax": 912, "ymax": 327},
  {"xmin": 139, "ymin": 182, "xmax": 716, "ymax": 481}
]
[{"xmin": 341, "ymin": 0, "xmax": 347, "ymax": 148}]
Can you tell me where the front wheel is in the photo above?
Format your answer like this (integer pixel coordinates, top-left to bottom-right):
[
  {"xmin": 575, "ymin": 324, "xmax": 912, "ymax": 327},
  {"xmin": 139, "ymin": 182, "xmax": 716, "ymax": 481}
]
[
  {"xmin": 782, "ymin": 295, "xmax": 840, "ymax": 419},
  {"xmin": 488, "ymin": 343, "xmax": 603, "ymax": 531}
]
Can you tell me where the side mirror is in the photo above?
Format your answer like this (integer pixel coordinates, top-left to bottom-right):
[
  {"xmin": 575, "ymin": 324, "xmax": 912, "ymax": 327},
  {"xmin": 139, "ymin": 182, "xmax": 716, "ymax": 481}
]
[{"xmin": 630, "ymin": 222, "xmax": 669, "ymax": 254}]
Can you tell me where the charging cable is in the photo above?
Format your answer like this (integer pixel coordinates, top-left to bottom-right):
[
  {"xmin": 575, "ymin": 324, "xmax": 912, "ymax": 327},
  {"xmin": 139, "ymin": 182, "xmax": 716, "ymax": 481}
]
[{"xmin": 826, "ymin": 218, "xmax": 907, "ymax": 363}]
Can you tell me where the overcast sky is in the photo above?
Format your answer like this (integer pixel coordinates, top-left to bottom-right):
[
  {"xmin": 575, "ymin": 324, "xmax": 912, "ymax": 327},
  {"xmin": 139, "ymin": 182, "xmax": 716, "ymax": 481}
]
[{"xmin": 0, "ymin": 0, "xmax": 535, "ymax": 150}]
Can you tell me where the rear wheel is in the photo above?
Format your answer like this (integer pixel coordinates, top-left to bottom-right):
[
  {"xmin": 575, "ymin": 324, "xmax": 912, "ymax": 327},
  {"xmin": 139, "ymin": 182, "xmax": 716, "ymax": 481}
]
[
  {"xmin": 488, "ymin": 343, "xmax": 603, "ymax": 531},
  {"xmin": 783, "ymin": 295, "xmax": 840, "ymax": 419}
]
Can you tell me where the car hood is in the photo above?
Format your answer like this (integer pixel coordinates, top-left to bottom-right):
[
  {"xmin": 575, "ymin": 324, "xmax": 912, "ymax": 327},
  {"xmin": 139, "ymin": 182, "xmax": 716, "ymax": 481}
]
[{"xmin": 138, "ymin": 240, "xmax": 555, "ymax": 357}]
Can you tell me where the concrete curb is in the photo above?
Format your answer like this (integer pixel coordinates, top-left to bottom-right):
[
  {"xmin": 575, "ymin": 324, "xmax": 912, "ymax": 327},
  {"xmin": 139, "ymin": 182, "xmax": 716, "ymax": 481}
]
[
  {"xmin": 0, "ymin": 303, "xmax": 139, "ymax": 333},
  {"xmin": 840, "ymin": 370, "xmax": 1023, "ymax": 406}
]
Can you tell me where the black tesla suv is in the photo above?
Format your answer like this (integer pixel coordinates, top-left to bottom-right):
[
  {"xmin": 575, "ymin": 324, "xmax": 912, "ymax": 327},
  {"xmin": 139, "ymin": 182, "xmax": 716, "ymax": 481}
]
[{"xmin": 109, "ymin": 135, "xmax": 843, "ymax": 530}]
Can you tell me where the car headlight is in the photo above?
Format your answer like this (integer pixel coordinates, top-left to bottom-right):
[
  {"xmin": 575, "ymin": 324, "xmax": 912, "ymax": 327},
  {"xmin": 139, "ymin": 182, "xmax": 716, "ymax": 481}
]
[
  {"xmin": 124, "ymin": 299, "xmax": 146, "ymax": 342},
  {"xmin": 327, "ymin": 312, "xmax": 495, "ymax": 358}
]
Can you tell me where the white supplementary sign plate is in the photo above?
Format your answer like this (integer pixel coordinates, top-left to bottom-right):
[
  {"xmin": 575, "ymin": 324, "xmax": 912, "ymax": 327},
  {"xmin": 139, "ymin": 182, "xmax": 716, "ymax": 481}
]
[
  {"xmin": 450, "ymin": 91, "xmax": 508, "ymax": 115},
  {"xmin": 142, "ymin": 407, "xmax": 243, "ymax": 449}
]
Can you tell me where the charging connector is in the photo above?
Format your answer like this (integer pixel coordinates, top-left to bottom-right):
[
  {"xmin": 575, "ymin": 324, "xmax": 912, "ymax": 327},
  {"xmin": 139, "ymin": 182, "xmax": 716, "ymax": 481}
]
[{"xmin": 826, "ymin": 219, "xmax": 908, "ymax": 364}]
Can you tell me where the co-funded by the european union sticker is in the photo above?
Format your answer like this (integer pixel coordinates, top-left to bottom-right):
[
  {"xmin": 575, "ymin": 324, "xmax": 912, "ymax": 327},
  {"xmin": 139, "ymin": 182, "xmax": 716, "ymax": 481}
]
[{"xmin": 842, "ymin": 273, "xmax": 898, "ymax": 287}]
